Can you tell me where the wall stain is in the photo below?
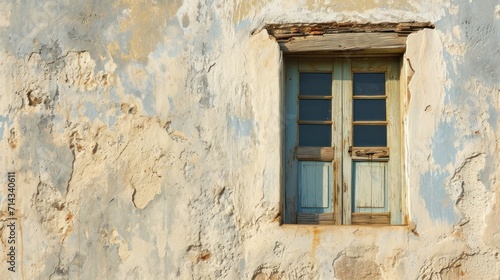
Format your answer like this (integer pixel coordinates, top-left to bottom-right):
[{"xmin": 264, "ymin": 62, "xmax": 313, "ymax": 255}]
[
  {"xmin": 111, "ymin": 0, "xmax": 183, "ymax": 62},
  {"xmin": 311, "ymin": 227, "xmax": 320, "ymax": 261}
]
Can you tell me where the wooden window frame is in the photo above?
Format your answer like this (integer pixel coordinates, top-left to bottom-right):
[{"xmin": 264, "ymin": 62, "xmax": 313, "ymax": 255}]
[{"xmin": 272, "ymin": 22, "xmax": 434, "ymax": 226}]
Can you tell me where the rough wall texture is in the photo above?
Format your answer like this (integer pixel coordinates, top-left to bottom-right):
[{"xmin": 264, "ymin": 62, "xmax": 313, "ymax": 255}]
[{"xmin": 0, "ymin": 0, "xmax": 499, "ymax": 279}]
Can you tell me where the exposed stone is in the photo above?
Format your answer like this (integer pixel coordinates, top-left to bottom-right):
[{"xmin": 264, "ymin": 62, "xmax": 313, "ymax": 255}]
[{"xmin": 334, "ymin": 255, "xmax": 381, "ymax": 280}]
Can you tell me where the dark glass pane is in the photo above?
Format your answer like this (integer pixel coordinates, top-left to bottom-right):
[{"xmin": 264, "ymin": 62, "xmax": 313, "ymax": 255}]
[
  {"xmin": 299, "ymin": 125, "xmax": 331, "ymax": 146},
  {"xmin": 353, "ymin": 99, "xmax": 386, "ymax": 121},
  {"xmin": 299, "ymin": 73, "xmax": 332, "ymax": 96},
  {"xmin": 353, "ymin": 73, "xmax": 385, "ymax": 96},
  {"xmin": 299, "ymin": 100, "xmax": 331, "ymax": 121},
  {"xmin": 353, "ymin": 125, "xmax": 387, "ymax": 147}
]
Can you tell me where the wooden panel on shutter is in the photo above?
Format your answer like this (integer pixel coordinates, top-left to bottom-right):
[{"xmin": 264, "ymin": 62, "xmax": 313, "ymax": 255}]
[
  {"xmin": 354, "ymin": 162, "xmax": 387, "ymax": 208},
  {"xmin": 298, "ymin": 58, "xmax": 333, "ymax": 71},
  {"xmin": 297, "ymin": 147, "xmax": 334, "ymax": 161},
  {"xmin": 351, "ymin": 213, "xmax": 390, "ymax": 225},
  {"xmin": 284, "ymin": 58, "xmax": 300, "ymax": 224},
  {"xmin": 349, "ymin": 147, "xmax": 389, "ymax": 161},
  {"xmin": 299, "ymin": 162, "xmax": 330, "ymax": 208},
  {"xmin": 297, "ymin": 212, "xmax": 334, "ymax": 225}
]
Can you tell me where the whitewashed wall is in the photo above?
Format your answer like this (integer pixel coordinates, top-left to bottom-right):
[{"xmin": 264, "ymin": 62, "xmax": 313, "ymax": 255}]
[{"xmin": 0, "ymin": 0, "xmax": 498, "ymax": 279}]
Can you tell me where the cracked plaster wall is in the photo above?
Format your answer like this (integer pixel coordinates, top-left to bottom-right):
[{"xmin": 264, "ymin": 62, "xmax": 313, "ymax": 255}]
[{"xmin": 0, "ymin": 0, "xmax": 499, "ymax": 279}]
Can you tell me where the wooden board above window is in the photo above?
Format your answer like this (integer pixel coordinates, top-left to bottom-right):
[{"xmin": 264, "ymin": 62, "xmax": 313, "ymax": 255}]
[
  {"xmin": 262, "ymin": 21, "xmax": 434, "ymax": 55},
  {"xmin": 279, "ymin": 33, "xmax": 406, "ymax": 54}
]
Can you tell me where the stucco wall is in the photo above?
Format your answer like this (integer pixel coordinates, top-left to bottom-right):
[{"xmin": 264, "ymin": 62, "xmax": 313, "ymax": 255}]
[{"xmin": 0, "ymin": 0, "xmax": 498, "ymax": 279}]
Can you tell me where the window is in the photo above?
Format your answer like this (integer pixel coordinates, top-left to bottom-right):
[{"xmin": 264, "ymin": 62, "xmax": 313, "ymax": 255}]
[
  {"xmin": 283, "ymin": 57, "xmax": 404, "ymax": 225},
  {"xmin": 267, "ymin": 22, "xmax": 433, "ymax": 225}
]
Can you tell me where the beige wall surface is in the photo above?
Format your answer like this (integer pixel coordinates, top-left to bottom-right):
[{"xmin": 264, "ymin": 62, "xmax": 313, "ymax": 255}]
[{"xmin": 0, "ymin": 0, "xmax": 499, "ymax": 279}]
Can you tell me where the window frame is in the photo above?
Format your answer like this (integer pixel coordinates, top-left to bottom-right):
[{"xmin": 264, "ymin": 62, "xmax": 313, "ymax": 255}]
[
  {"xmin": 282, "ymin": 55, "xmax": 405, "ymax": 226},
  {"xmin": 269, "ymin": 23, "xmax": 433, "ymax": 226}
]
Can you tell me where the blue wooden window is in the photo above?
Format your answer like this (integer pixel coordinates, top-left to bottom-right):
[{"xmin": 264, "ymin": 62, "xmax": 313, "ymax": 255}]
[{"xmin": 284, "ymin": 57, "xmax": 403, "ymax": 225}]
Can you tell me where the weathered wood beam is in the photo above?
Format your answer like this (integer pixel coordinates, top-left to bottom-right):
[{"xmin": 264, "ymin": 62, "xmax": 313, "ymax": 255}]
[
  {"xmin": 279, "ymin": 33, "xmax": 407, "ymax": 54},
  {"xmin": 262, "ymin": 21, "xmax": 435, "ymax": 39},
  {"xmin": 348, "ymin": 147, "xmax": 390, "ymax": 160},
  {"xmin": 296, "ymin": 212, "xmax": 334, "ymax": 225},
  {"xmin": 297, "ymin": 147, "xmax": 335, "ymax": 161},
  {"xmin": 351, "ymin": 212, "xmax": 390, "ymax": 225}
]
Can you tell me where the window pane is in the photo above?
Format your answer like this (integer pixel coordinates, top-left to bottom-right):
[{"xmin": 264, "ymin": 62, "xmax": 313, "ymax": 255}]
[
  {"xmin": 353, "ymin": 99, "xmax": 386, "ymax": 121},
  {"xmin": 299, "ymin": 125, "xmax": 331, "ymax": 146},
  {"xmin": 299, "ymin": 73, "xmax": 332, "ymax": 96},
  {"xmin": 299, "ymin": 100, "xmax": 331, "ymax": 121},
  {"xmin": 353, "ymin": 125, "xmax": 387, "ymax": 147},
  {"xmin": 353, "ymin": 73, "xmax": 385, "ymax": 96}
]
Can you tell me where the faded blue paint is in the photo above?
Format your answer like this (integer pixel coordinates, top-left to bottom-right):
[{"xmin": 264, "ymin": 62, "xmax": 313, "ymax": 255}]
[
  {"xmin": 116, "ymin": 30, "xmax": 132, "ymax": 58},
  {"xmin": 238, "ymin": 259, "xmax": 246, "ymax": 279},
  {"xmin": 168, "ymin": 97, "xmax": 175, "ymax": 113},
  {"xmin": 433, "ymin": 0, "xmax": 498, "ymax": 195},
  {"xmin": 15, "ymin": 115, "xmax": 74, "ymax": 195},
  {"xmin": 437, "ymin": 0, "xmax": 498, "ymax": 145},
  {"xmin": 145, "ymin": 18, "xmax": 184, "ymax": 59},
  {"xmin": 167, "ymin": 46, "xmax": 180, "ymax": 58},
  {"xmin": 107, "ymin": 89, "xmax": 120, "ymax": 127},
  {"xmin": 84, "ymin": 101, "xmax": 99, "ymax": 121},
  {"xmin": 0, "ymin": 115, "xmax": 9, "ymax": 140},
  {"xmin": 168, "ymin": 18, "xmax": 183, "ymax": 58},
  {"xmin": 235, "ymin": 19, "xmax": 250, "ymax": 32},
  {"xmin": 419, "ymin": 170, "xmax": 457, "ymax": 224},
  {"xmin": 70, "ymin": 106, "xmax": 79, "ymax": 121},
  {"xmin": 431, "ymin": 120, "xmax": 458, "ymax": 167},
  {"xmin": 479, "ymin": 154, "xmax": 493, "ymax": 190},
  {"xmin": 2, "ymin": 1, "xmax": 125, "ymax": 62},
  {"xmin": 108, "ymin": 115, "xmax": 116, "ymax": 127},
  {"xmin": 141, "ymin": 90, "xmax": 156, "ymax": 116},
  {"xmin": 203, "ymin": 14, "xmax": 222, "ymax": 55},
  {"xmin": 150, "ymin": 45, "xmax": 168, "ymax": 60},
  {"xmin": 488, "ymin": 102, "xmax": 498, "ymax": 131},
  {"xmin": 115, "ymin": 62, "xmax": 156, "ymax": 116},
  {"xmin": 227, "ymin": 116, "xmax": 253, "ymax": 137},
  {"xmin": 109, "ymin": 88, "xmax": 120, "ymax": 104},
  {"xmin": 436, "ymin": 0, "xmax": 498, "ymax": 90}
]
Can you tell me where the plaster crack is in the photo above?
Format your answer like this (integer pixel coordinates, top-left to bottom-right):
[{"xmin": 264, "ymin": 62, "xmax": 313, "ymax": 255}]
[
  {"xmin": 112, "ymin": 139, "xmax": 131, "ymax": 163},
  {"xmin": 207, "ymin": 63, "xmax": 216, "ymax": 73},
  {"xmin": 65, "ymin": 148, "xmax": 76, "ymax": 197},
  {"xmin": 450, "ymin": 152, "xmax": 484, "ymax": 181}
]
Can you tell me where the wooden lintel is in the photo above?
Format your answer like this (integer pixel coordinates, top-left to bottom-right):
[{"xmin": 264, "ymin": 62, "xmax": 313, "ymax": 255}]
[
  {"xmin": 348, "ymin": 147, "xmax": 389, "ymax": 160},
  {"xmin": 279, "ymin": 33, "xmax": 406, "ymax": 54},
  {"xmin": 263, "ymin": 21, "xmax": 435, "ymax": 39},
  {"xmin": 261, "ymin": 21, "xmax": 434, "ymax": 54},
  {"xmin": 351, "ymin": 212, "xmax": 390, "ymax": 225},
  {"xmin": 297, "ymin": 147, "xmax": 334, "ymax": 161}
]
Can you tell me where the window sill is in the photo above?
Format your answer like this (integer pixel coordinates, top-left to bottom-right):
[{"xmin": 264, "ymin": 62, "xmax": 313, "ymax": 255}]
[{"xmin": 279, "ymin": 223, "xmax": 409, "ymax": 230}]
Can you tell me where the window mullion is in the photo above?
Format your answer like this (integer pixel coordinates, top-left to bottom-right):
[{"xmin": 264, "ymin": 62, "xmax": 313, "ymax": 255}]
[
  {"xmin": 340, "ymin": 59, "xmax": 353, "ymax": 225},
  {"xmin": 330, "ymin": 59, "xmax": 345, "ymax": 225}
]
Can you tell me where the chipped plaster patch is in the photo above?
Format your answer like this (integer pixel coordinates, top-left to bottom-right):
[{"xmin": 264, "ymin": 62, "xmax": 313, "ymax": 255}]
[
  {"xmin": 334, "ymin": 254, "xmax": 381, "ymax": 280},
  {"xmin": 110, "ymin": 228, "xmax": 132, "ymax": 262},
  {"xmin": 448, "ymin": 4, "xmax": 459, "ymax": 15},
  {"xmin": 406, "ymin": 28, "xmax": 449, "ymax": 169},
  {"xmin": 452, "ymin": 25, "xmax": 462, "ymax": 40},
  {"xmin": 0, "ymin": 1, "xmax": 12, "ymax": 27},
  {"xmin": 113, "ymin": 117, "xmax": 172, "ymax": 209}
]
